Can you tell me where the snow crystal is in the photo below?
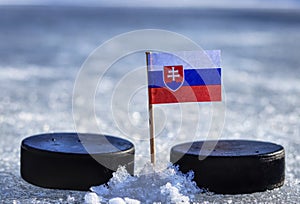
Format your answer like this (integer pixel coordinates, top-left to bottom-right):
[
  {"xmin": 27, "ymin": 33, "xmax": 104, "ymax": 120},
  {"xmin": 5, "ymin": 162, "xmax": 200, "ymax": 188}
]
[
  {"xmin": 108, "ymin": 197, "xmax": 140, "ymax": 204},
  {"xmin": 108, "ymin": 197, "xmax": 126, "ymax": 204},
  {"xmin": 85, "ymin": 192, "xmax": 101, "ymax": 204},
  {"xmin": 67, "ymin": 195, "xmax": 75, "ymax": 202},
  {"xmin": 124, "ymin": 197, "xmax": 141, "ymax": 204},
  {"xmin": 85, "ymin": 163, "xmax": 201, "ymax": 204},
  {"xmin": 160, "ymin": 182, "xmax": 190, "ymax": 203}
]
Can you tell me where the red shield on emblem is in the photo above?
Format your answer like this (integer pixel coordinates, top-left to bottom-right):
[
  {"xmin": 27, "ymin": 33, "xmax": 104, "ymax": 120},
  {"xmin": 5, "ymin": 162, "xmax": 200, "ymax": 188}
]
[{"xmin": 163, "ymin": 65, "xmax": 184, "ymax": 91}]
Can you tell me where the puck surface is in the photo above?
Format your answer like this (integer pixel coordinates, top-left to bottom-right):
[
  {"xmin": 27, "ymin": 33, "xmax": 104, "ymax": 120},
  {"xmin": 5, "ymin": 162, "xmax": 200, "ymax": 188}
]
[
  {"xmin": 22, "ymin": 133, "xmax": 133, "ymax": 155},
  {"xmin": 170, "ymin": 140, "xmax": 285, "ymax": 194},
  {"xmin": 173, "ymin": 140, "xmax": 283, "ymax": 157},
  {"xmin": 21, "ymin": 132, "xmax": 135, "ymax": 190}
]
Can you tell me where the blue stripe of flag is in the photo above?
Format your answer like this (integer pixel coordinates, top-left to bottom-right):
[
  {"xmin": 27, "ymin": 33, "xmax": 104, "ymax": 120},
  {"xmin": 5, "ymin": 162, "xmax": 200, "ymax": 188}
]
[{"xmin": 148, "ymin": 68, "xmax": 221, "ymax": 88}]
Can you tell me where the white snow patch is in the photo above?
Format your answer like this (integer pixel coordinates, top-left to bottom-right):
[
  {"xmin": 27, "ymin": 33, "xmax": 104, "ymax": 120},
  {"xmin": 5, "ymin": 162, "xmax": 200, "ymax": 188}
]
[
  {"xmin": 85, "ymin": 163, "xmax": 201, "ymax": 204},
  {"xmin": 85, "ymin": 192, "xmax": 101, "ymax": 204},
  {"xmin": 109, "ymin": 197, "xmax": 126, "ymax": 204}
]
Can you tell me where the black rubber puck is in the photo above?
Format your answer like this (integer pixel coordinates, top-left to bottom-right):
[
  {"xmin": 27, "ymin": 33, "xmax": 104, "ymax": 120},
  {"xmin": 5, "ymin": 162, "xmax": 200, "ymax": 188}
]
[
  {"xmin": 170, "ymin": 140, "xmax": 285, "ymax": 194},
  {"xmin": 21, "ymin": 133, "xmax": 135, "ymax": 191}
]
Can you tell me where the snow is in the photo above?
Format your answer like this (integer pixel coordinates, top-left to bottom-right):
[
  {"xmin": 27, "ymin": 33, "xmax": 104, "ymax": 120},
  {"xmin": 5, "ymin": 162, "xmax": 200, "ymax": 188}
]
[{"xmin": 85, "ymin": 164, "xmax": 201, "ymax": 204}]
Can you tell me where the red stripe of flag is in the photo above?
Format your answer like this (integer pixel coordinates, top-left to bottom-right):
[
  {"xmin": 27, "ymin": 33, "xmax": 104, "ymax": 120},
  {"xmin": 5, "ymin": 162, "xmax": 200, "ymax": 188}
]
[{"xmin": 148, "ymin": 85, "xmax": 221, "ymax": 104}]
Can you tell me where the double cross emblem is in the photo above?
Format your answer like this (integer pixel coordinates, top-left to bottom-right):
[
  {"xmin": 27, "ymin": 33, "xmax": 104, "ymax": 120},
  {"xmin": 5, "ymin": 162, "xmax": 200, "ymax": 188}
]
[
  {"xmin": 167, "ymin": 66, "xmax": 181, "ymax": 81},
  {"xmin": 163, "ymin": 65, "xmax": 184, "ymax": 91}
]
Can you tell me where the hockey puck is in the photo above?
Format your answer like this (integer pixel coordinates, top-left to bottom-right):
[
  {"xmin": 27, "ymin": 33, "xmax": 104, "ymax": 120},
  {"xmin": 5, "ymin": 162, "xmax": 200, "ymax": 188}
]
[
  {"xmin": 21, "ymin": 133, "xmax": 135, "ymax": 191},
  {"xmin": 170, "ymin": 140, "xmax": 285, "ymax": 194}
]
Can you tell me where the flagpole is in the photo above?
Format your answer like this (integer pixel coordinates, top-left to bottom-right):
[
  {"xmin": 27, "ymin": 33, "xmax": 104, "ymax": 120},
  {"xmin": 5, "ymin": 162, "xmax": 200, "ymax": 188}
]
[
  {"xmin": 148, "ymin": 103, "xmax": 155, "ymax": 164},
  {"xmin": 146, "ymin": 51, "xmax": 155, "ymax": 164}
]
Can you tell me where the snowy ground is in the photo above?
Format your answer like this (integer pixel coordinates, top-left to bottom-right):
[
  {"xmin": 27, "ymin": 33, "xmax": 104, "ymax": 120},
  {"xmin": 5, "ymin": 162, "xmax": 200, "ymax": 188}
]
[{"xmin": 0, "ymin": 6, "xmax": 300, "ymax": 203}]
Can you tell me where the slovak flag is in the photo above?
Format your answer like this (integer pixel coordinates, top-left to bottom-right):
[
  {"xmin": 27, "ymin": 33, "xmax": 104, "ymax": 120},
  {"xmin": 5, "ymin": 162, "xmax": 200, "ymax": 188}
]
[{"xmin": 146, "ymin": 50, "xmax": 222, "ymax": 104}]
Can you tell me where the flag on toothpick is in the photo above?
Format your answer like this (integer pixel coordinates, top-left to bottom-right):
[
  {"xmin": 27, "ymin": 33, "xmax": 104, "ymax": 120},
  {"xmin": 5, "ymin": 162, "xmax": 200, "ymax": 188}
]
[
  {"xmin": 146, "ymin": 50, "xmax": 222, "ymax": 104},
  {"xmin": 145, "ymin": 50, "xmax": 222, "ymax": 164}
]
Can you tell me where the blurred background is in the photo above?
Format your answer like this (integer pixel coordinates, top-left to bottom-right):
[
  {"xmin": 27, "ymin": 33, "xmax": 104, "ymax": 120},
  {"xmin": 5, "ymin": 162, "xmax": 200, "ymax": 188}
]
[{"xmin": 0, "ymin": 0, "xmax": 300, "ymax": 203}]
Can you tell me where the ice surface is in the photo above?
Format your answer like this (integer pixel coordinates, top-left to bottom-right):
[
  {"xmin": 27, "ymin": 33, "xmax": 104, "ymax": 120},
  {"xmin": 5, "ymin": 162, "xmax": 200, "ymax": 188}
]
[
  {"xmin": 86, "ymin": 164, "xmax": 200, "ymax": 204},
  {"xmin": 1, "ymin": 6, "xmax": 300, "ymax": 204}
]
